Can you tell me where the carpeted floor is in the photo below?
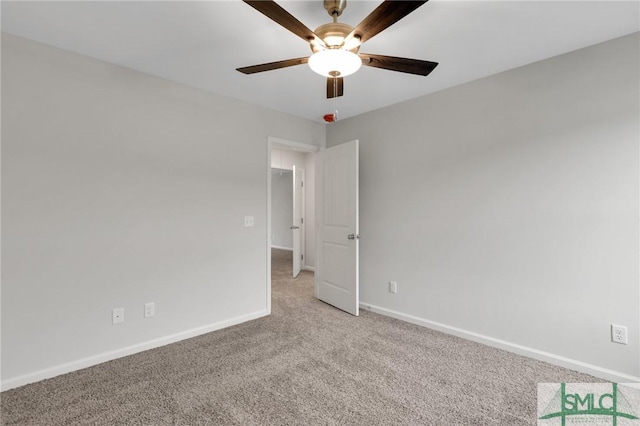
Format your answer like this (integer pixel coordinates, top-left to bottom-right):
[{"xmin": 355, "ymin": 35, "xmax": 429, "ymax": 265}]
[{"xmin": 1, "ymin": 248, "xmax": 599, "ymax": 425}]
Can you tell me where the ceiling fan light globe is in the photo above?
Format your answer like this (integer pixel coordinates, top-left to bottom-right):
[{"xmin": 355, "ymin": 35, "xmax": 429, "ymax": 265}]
[{"xmin": 308, "ymin": 50, "xmax": 362, "ymax": 78}]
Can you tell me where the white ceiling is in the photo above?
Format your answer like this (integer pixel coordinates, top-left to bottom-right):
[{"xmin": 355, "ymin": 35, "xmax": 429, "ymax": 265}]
[{"xmin": 2, "ymin": 1, "xmax": 638, "ymax": 123}]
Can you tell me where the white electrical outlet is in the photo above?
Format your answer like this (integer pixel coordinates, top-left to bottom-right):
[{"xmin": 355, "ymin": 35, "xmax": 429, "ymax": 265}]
[
  {"xmin": 112, "ymin": 308, "xmax": 124, "ymax": 325},
  {"xmin": 389, "ymin": 281, "xmax": 398, "ymax": 294},
  {"xmin": 244, "ymin": 216, "xmax": 255, "ymax": 227},
  {"xmin": 611, "ymin": 324, "xmax": 628, "ymax": 345},
  {"xmin": 144, "ymin": 302, "xmax": 155, "ymax": 318}
]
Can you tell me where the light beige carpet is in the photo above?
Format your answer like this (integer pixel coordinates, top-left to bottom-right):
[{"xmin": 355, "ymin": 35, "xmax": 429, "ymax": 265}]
[{"xmin": 1, "ymin": 248, "xmax": 598, "ymax": 425}]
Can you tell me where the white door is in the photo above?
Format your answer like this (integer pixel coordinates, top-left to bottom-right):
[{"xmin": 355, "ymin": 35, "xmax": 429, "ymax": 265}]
[
  {"xmin": 292, "ymin": 165, "xmax": 303, "ymax": 278},
  {"xmin": 316, "ymin": 140, "xmax": 359, "ymax": 316}
]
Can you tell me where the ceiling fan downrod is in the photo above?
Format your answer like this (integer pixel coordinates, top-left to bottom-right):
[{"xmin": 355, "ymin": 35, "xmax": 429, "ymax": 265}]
[{"xmin": 324, "ymin": 0, "xmax": 347, "ymax": 19}]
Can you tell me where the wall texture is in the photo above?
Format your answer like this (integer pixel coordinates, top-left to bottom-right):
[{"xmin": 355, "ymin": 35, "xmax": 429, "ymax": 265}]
[
  {"xmin": 1, "ymin": 34, "xmax": 324, "ymax": 387},
  {"xmin": 271, "ymin": 148, "xmax": 306, "ymax": 172},
  {"xmin": 327, "ymin": 34, "xmax": 639, "ymax": 380}
]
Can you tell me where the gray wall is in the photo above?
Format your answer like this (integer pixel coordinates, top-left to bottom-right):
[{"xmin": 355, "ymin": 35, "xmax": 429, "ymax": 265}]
[
  {"xmin": 1, "ymin": 34, "xmax": 325, "ymax": 385},
  {"xmin": 271, "ymin": 170, "xmax": 293, "ymax": 249},
  {"xmin": 271, "ymin": 147, "xmax": 306, "ymax": 171},
  {"xmin": 327, "ymin": 33, "xmax": 639, "ymax": 378}
]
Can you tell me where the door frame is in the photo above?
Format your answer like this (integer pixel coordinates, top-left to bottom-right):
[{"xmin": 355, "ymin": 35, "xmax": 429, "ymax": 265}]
[
  {"xmin": 266, "ymin": 137, "xmax": 320, "ymax": 314},
  {"xmin": 292, "ymin": 165, "xmax": 305, "ymax": 278}
]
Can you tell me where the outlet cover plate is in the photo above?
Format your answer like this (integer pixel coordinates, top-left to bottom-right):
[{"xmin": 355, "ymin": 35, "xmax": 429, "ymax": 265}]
[
  {"xmin": 112, "ymin": 308, "xmax": 124, "ymax": 325},
  {"xmin": 144, "ymin": 302, "xmax": 155, "ymax": 318},
  {"xmin": 611, "ymin": 324, "xmax": 628, "ymax": 345}
]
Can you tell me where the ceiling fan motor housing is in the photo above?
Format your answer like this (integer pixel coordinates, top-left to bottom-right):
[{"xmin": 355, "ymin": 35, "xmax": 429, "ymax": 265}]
[{"xmin": 312, "ymin": 22, "xmax": 358, "ymax": 52}]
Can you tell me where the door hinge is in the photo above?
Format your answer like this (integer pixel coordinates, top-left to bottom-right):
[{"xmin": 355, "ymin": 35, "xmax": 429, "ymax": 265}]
[
  {"xmin": 301, "ymin": 254, "xmax": 304, "ymax": 260},
  {"xmin": 301, "ymin": 181, "xmax": 304, "ymax": 187},
  {"xmin": 301, "ymin": 218, "xmax": 304, "ymax": 224}
]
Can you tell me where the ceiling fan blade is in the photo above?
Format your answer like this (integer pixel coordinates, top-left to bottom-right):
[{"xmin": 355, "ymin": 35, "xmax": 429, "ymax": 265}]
[
  {"xmin": 346, "ymin": 1, "xmax": 428, "ymax": 44},
  {"xmin": 237, "ymin": 57, "xmax": 309, "ymax": 74},
  {"xmin": 326, "ymin": 77, "xmax": 344, "ymax": 99},
  {"xmin": 243, "ymin": 0, "xmax": 322, "ymax": 45},
  {"xmin": 360, "ymin": 53, "xmax": 438, "ymax": 76}
]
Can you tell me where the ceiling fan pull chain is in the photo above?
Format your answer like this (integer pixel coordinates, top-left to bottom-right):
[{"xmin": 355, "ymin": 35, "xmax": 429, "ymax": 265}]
[{"xmin": 333, "ymin": 78, "xmax": 338, "ymax": 121}]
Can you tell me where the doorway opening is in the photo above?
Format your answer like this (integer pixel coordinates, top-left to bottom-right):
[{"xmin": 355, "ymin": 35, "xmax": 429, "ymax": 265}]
[
  {"xmin": 271, "ymin": 166, "xmax": 305, "ymax": 277},
  {"xmin": 266, "ymin": 137, "xmax": 319, "ymax": 314},
  {"xmin": 266, "ymin": 137, "xmax": 360, "ymax": 317}
]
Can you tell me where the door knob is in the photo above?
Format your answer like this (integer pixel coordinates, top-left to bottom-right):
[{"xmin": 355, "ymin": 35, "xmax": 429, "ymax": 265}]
[{"xmin": 290, "ymin": 226, "xmax": 300, "ymax": 230}]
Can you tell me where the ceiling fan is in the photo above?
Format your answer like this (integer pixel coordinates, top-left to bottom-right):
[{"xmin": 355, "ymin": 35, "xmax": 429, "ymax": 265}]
[{"xmin": 237, "ymin": 0, "xmax": 438, "ymax": 99}]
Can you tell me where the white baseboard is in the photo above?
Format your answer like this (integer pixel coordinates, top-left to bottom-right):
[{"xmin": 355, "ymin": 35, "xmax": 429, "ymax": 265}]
[
  {"xmin": 302, "ymin": 266, "xmax": 315, "ymax": 272},
  {"xmin": 270, "ymin": 245, "xmax": 293, "ymax": 251},
  {"xmin": 359, "ymin": 302, "xmax": 639, "ymax": 384},
  {"xmin": 1, "ymin": 309, "xmax": 268, "ymax": 391}
]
